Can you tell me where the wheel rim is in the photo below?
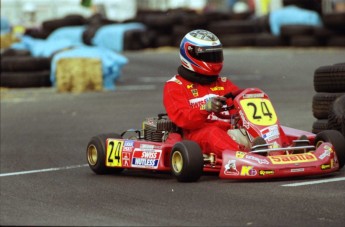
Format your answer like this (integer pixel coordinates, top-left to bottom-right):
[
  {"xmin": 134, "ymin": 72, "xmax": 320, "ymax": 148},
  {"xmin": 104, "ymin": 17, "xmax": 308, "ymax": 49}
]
[
  {"xmin": 87, "ymin": 144, "xmax": 98, "ymax": 166},
  {"xmin": 316, "ymin": 140, "xmax": 324, "ymax": 148},
  {"xmin": 172, "ymin": 151, "xmax": 183, "ymax": 173}
]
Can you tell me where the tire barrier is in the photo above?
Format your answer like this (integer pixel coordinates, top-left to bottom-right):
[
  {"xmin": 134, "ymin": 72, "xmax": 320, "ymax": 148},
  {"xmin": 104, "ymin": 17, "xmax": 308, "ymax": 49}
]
[
  {"xmin": 1, "ymin": 57, "xmax": 51, "ymax": 72},
  {"xmin": 42, "ymin": 14, "xmax": 86, "ymax": 34},
  {"xmin": 314, "ymin": 63, "xmax": 345, "ymax": 93},
  {"xmin": 1, "ymin": 48, "xmax": 31, "ymax": 57},
  {"xmin": 23, "ymin": 14, "xmax": 87, "ymax": 39},
  {"xmin": 17, "ymin": 9, "xmax": 345, "ymax": 50},
  {"xmin": 312, "ymin": 93, "xmax": 344, "ymax": 119},
  {"xmin": 312, "ymin": 63, "xmax": 345, "ymax": 138},
  {"xmin": 255, "ymin": 33, "xmax": 286, "ymax": 47},
  {"xmin": 0, "ymin": 56, "xmax": 51, "ymax": 88},
  {"xmin": 283, "ymin": 0, "xmax": 322, "ymax": 14},
  {"xmin": 2, "ymin": 10, "xmax": 344, "ymax": 89},
  {"xmin": 127, "ymin": 9, "xmax": 345, "ymax": 48},
  {"xmin": 0, "ymin": 71, "xmax": 51, "ymax": 88}
]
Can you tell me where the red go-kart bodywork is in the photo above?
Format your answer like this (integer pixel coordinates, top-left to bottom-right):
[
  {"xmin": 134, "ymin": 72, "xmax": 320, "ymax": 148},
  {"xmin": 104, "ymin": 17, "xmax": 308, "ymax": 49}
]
[{"xmin": 87, "ymin": 88, "xmax": 345, "ymax": 182}]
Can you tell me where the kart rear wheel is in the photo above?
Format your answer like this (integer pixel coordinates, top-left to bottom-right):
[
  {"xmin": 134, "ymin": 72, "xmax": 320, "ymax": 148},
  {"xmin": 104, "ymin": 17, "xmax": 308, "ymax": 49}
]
[
  {"xmin": 170, "ymin": 140, "xmax": 204, "ymax": 182},
  {"xmin": 315, "ymin": 130, "xmax": 345, "ymax": 169},
  {"xmin": 86, "ymin": 133, "xmax": 124, "ymax": 174}
]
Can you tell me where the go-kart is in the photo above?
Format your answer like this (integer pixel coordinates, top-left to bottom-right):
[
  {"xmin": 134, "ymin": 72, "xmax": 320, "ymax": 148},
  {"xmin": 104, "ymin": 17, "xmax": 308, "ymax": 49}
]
[{"xmin": 86, "ymin": 88, "xmax": 345, "ymax": 182}]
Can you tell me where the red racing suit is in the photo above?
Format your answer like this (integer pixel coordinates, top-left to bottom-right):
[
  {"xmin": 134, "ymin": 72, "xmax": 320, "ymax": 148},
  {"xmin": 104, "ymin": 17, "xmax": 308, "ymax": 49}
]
[{"xmin": 163, "ymin": 74, "xmax": 242, "ymax": 157}]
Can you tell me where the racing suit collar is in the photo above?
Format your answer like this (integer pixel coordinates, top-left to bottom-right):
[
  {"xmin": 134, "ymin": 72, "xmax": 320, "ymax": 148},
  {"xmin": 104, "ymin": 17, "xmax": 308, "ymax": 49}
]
[{"xmin": 178, "ymin": 65, "xmax": 218, "ymax": 85}]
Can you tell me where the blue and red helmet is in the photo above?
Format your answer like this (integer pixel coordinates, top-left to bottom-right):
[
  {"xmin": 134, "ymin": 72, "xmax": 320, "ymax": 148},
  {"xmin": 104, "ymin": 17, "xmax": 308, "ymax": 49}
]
[{"xmin": 180, "ymin": 29, "xmax": 223, "ymax": 76}]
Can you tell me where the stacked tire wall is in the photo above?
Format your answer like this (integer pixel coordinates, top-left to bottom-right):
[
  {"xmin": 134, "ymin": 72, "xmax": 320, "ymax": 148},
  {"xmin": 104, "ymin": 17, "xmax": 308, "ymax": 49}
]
[
  {"xmin": 1, "ymin": 8, "xmax": 345, "ymax": 88},
  {"xmin": 0, "ymin": 49, "xmax": 51, "ymax": 88},
  {"xmin": 17, "ymin": 9, "xmax": 345, "ymax": 50},
  {"xmin": 123, "ymin": 7, "xmax": 345, "ymax": 49},
  {"xmin": 312, "ymin": 63, "xmax": 345, "ymax": 138}
]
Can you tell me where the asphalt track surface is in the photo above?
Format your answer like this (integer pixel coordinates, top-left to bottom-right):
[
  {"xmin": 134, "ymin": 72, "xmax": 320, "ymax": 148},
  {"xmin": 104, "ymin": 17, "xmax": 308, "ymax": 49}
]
[{"xmin": 1, "ymin": 48, "xmax": 345, "ymax": 226}]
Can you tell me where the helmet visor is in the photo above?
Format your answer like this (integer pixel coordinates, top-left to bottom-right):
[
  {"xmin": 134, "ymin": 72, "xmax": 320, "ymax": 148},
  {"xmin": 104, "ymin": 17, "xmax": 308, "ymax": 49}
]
[{"xmin": 188, "ymin": 45, "xmax": 223, "ymax": 63}]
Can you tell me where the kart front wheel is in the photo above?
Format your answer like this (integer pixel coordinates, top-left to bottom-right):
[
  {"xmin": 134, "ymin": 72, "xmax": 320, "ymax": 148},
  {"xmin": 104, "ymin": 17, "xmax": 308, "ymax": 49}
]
[
  {"xmin": 170, "ymin": 140, "xmax": 204, "ymax": 182},
  {"xmin": 315, "ymin": 130, "xmax": 345, "ymax": 169},
  {"xmin": 86, "ymin": 133, "xmax": 124, "ymax": 174}
]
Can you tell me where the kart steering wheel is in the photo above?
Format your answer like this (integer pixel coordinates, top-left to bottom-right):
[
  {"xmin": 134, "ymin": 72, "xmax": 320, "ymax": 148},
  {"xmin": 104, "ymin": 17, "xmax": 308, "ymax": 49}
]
[{"xmin": 214, "ymin": 92, "xmax": 237, "ymax": 119}]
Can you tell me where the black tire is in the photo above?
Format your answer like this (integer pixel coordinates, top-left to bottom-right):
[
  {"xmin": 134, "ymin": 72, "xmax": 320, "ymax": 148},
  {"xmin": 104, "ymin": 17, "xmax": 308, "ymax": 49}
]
[
  {"xmin": 141, "ymin": 14, "xmax": 176, "ymax": 28},
  {"xmin": 315, "ymin": 130, "xmax": 345, "ymax": 169},
  {"xmin": 42, "ymin": 14, "xmax": 85, "ymax": 33},
  {"xmin": 289, "ymin": 36, "xmax": 320, "ymax": 47},
  {"xmin": 327, "ymin": 36, "xmax": 345, "ymax": 47},
  {"xmin": 1, "ymin": 57, "xmax": 51, "ymax": 72},
  {"xmin": 82, "ymin": 24, "xmax": 103, "ymax": 45},
  {"xmin": 86, "ymin": 133, "xmax": 124, "ymax": 175},
  {"xmin": 208, "ymin": 20, "xmax": 259, "ymax": 35},
  {"xmin": 255, "ymin": 33, "xmax": 285, "ymax": 47},
  {"xmin": 313, "ymin": 27, "xmax": 338, "ymax": 46},
  {"xmin": 313, "ymin": 27, "xmax": 337, "ymax": 39},
  {"xmin": 172, "ymin": 25, "xmax": 191, "ymax": 47},
  {"xmin": 0, "ymin": 71, "xmax": 51, "ymax": 88},
  {"xmin": 123, "ymin": 29, "xmax": 153, "ymax": 50},
  {"xmin": 255, "ymin": 15, "xmax": 270, "ymax": 33},
  {"xmin": 179, "ymin": 13, "xmax": 208, "ymax": 27},
  {"xmin": 42, "ymin": 18, "xmax": 71, "ymax": 33},
  {"xmin": 85, "ymin": 13, "xmax": 117, "ymax": 26},
  {"xmin": 64, "ymin": 14, "xmax": 86, "ymax": 24},
  {"xmin": 170, "ymin": 140, "xmax": 204, "ymax": 182},
  {"xmin": 312, "ymin": 119, "xmax": 329, "ymax": 134},
  {"xmin": 283, "ymin": 0, "xmax": 322, "ymax": 13},
  {"xmin": 1, "ymin": 48, "xmax": 31, "ymax": 57},
  {"xmin": 312, "ymin": 93, "xmax": 344, "ymax": 119},
  {"xmin": 155, "ymin": 35, "xmax": 173, "ymax": 47},
  {"xmin": 323, "ymin": 13, "xmax": 345, "ymax": 31},
  {"xmin": 24, "ymin": 27, "xmax": 51, "ymax": 39},
  {"xmin": 280, "ymin": 25, "xmax": 315, "ymax": 37},
  {"xmin": 219, "ymin": 34, "xmax": 256, "ymax": 47},
  {"xmin": 203, "ymin": 11, "xmax": 230, "ymax": 22},
  {"xmin": 314, "ymin": 64, "xmax": 345, "ymax": 93},
  {"xmin": 327, "ymin": 95, "xmax": 345, "ymax": 136}
]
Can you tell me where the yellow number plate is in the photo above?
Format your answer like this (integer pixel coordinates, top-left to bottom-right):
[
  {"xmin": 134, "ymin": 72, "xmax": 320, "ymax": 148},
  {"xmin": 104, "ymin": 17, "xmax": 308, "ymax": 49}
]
[
  {"xmin": 240, "ymin": 98, "xmax": 277, "ymax": 126},
  {"xmin": 106, "ymin": 139, "xmax": 123, "ymax": 167}
]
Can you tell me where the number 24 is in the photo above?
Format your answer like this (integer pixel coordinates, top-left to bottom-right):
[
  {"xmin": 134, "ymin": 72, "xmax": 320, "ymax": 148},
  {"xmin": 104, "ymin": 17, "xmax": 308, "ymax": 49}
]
[
  {"xmin": 247, "ymin": 102, "xmax": 272, "ymax": 119},
  {"xmin": 108, "ymin": 141, "xmax": 121, "ymax": 164}
]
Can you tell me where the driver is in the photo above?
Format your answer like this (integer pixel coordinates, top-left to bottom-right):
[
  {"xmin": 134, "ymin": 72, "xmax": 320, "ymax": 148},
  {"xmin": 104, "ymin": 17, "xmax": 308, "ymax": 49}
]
[{"xmin": 163, "ymin": 29, "xmax": 244, "ymax": 158}]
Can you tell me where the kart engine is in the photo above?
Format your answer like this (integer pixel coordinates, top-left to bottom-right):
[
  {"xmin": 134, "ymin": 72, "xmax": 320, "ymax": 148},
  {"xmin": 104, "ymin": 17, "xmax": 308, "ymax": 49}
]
[{"xmin": 143, "ymin": 114, "xmax": 178, "ymax": 142}]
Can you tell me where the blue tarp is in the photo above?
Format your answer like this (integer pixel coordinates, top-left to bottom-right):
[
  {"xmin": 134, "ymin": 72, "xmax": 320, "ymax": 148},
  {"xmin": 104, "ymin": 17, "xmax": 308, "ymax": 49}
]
[
  {"xmin": 47, "ymin": 25, "xmax": 85, "ymax": 44},
  {"xmin": 51, "ymin": 47, "xmax": 128, "ymax": 90},
  {"xmin": 92, "ymin": 23, "xmax": 146, "ymax": 52},
  {"xmin": 1, "ymin": 17, "xmax": 11, "ymax": 34},
  {"xmin": 11, "ymin": 23, "xmax": 147, "ymax": 55},
  {"xmin": 269, "ymin": 6, "xmax": 323, "ymax": 36},
  {"xmin": 12, "ymin": 35, "xmax": 83, "ymax": 57},
  {"xmin": 11, "ymin": 26, "xmax": 86, "ymax": 57}
]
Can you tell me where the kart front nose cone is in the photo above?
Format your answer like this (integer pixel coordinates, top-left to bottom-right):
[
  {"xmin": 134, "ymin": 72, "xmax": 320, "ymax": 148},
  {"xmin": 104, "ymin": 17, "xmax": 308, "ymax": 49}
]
[
  {"xmin": 172, "ymin": 151, "xmax": 183, "ymax": 173},
  {"xmin": 87, "ymin": 144, "xmax": 98, "ymax": 166}
]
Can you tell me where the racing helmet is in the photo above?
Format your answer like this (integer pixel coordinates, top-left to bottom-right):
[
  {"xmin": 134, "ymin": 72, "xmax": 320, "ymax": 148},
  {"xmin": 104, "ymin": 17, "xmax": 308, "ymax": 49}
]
[{"xmin": 180, "ymin": 29, "xmax": 223, "ymax": 76}]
